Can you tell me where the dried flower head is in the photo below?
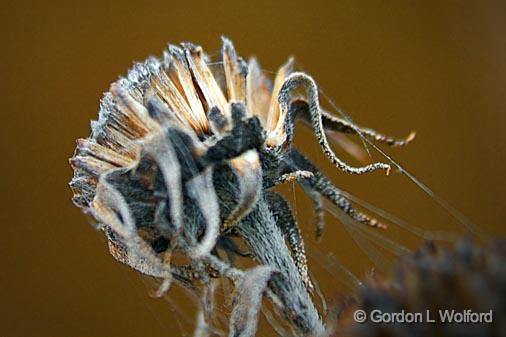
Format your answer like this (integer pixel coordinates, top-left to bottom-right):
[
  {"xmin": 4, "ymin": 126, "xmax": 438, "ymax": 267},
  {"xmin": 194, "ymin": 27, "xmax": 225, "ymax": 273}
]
[{"xmin": 69, "ymin": 37, "xmax": 414, "ymax": 336}]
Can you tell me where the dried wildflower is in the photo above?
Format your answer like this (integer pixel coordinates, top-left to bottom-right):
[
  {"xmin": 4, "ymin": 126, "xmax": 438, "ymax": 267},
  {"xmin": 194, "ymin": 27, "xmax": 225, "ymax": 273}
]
[
  {"xmin": 69, "ymin": 37, "xmax": 414, "ymax": 336},
  {"xmin": 332, "ymin": 239, "xmax": 506, "ymax": 337}
]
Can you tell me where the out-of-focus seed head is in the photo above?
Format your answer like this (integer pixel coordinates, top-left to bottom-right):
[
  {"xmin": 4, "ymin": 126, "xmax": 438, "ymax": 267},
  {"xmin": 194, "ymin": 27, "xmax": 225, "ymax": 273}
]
[{"xmin": 332, "ymin": 239, "xmax": 506, "ymax": 337}]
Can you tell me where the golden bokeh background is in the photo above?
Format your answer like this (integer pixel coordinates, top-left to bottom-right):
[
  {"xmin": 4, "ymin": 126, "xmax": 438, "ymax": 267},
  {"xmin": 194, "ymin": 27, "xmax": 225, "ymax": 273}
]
[{"xmin": 2, "ymin": 1, "xmax": 506, "ymax": 336}]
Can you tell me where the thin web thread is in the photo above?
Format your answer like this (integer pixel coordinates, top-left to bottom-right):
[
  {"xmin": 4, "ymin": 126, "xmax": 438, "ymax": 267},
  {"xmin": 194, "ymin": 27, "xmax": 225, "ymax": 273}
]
[{"xmin": 294, "ymin": 61, "xmax": 487, "ymax": 240}]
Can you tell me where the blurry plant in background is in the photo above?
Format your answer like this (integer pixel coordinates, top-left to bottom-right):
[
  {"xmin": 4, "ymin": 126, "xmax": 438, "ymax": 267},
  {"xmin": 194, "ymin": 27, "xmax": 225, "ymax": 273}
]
[{"xmin": 332, "ymin": 239, "xmax": 506, "ymax": 337}]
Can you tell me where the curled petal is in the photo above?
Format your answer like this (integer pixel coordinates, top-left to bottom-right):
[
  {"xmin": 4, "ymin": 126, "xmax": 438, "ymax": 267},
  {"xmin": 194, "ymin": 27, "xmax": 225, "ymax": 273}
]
[
  {"xmin": 187, "ymin": 168, "xmax": 221, "ymax": 258},
  {"xmin": 229, "ymin": 266, "xmax": 278, "ymax": 337},
  {"xmin": 222, "ymin": 150, "xmax": 262, "ymax": 232}
]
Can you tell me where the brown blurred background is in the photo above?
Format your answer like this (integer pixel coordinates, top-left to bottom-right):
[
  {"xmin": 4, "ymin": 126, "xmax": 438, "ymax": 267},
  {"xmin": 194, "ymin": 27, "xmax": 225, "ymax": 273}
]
[{"xmin": 2, "ymin": 1, "xmax": 506, "ymax": 336}]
